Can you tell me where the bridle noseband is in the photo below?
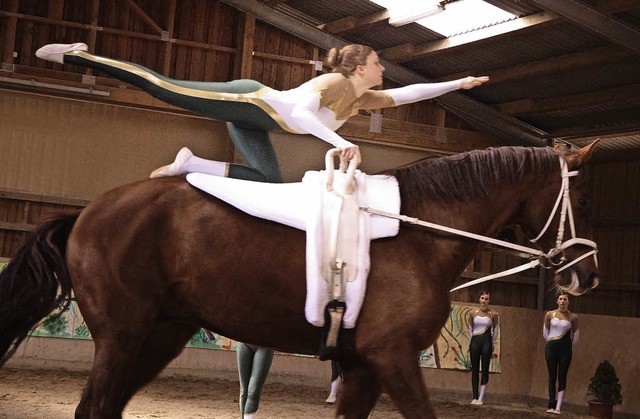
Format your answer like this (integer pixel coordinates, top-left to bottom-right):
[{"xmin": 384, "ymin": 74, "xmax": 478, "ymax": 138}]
[{"xmin": 529, "ymin": 158, "xmax": 598, "ymax": 274}]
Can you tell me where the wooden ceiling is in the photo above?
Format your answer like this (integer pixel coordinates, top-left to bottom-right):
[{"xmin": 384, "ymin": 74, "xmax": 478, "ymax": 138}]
[
  {"xmin": 2, "ymin": 0, "xmax": 640, "ymax": 156},
  {"xmin": 236, "ymin": 0, "xmax": 640, "ymax": 154}
]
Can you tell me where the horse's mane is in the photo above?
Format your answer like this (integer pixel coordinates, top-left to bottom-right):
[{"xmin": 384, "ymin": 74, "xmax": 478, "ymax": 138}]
[{"xmin": 389, "ymin": 146, "xmax": 560, "ymax": 206}]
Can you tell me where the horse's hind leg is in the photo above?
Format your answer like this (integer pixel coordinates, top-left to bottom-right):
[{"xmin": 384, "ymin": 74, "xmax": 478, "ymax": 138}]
[
  {"xmin": 75, "ymin": 335, "xmax": 145, "ymax": 419},
  {"xmin": 335, "ymin": 363, "xmax": 381, "ymax": 419},
  {"xmin": 74, "ymin": 320, "xmax": 198, "ymax": 419},
  {"xmin": 117, "ymin": 320, "xmax": 199, "ymax": 411},
  {"xmin": 368, "ymin": 349, "xmax": 437, "ymax": 419}
]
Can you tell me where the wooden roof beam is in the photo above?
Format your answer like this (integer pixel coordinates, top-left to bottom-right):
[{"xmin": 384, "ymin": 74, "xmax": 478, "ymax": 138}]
[
  {"xmin": 550, "ymin": 118, "xmax": 640, "ymax": 139},
  {"xmin": 319, "ymin": 11, "xmax": 390, "ymax": 37},
  {"xmin": 393, "ymin": 0, "xmax": 639, "ymax": 62},
  {"xmin": 122, "ymin": 0, "xmax": 163, "ymax": 34},
  {"xmin": 533, "ymin": 0, "xmax": 640, "ymax": 55},
  {"xmin": 393, "ymin": 11, "xmax": 559, "ymax": 63},
  {"xmin": 440, "ymin": 45, "xmax": 633, "ymax": 84},
  {"xmin": 496, "ymin": 84, "xmax": 640, "ymax": 116}
]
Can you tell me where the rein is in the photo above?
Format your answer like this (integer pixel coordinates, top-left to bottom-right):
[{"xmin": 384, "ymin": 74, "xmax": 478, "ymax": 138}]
[{"xmin": 360, "ymin": 156, "xmax": 598, "ymax": 292}]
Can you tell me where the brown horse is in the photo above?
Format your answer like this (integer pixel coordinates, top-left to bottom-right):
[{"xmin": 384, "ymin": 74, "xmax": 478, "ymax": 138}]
[{"xmin": 0, "ymin": 143, "xmax": 600, "ymax": 419}]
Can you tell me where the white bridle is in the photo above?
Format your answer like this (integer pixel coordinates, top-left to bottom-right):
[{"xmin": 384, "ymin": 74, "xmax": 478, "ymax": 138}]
[{"xmin": 360, "ymin": 156, "xmax": 599, "ymax": 292}]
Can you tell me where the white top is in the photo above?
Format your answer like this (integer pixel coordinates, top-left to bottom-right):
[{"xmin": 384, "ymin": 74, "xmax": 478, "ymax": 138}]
[
  {"xmin": 260, "ymin": 73, "xmax": 464, "ymax": 149},
  {"xmin": 471, "ymin": 315, "xmax": 493, "ymax": 336}
]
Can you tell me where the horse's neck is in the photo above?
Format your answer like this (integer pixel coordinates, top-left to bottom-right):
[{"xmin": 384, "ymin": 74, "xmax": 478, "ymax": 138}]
[{"xmin": 417, "ymin": 186, "xmax": 525, "ymax": 238}]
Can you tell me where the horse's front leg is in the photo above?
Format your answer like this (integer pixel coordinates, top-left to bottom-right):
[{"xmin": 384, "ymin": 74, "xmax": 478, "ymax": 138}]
[
  {"xmin": 368, "ymin": 348, "xmax": 437, "ymax": 418},
  {"xmin": 335, "ymin": 363, "xmax": 381, "ymax": 419}
]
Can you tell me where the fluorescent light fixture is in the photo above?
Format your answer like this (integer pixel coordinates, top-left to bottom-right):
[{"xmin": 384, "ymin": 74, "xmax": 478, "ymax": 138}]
[
  {"xmin": 388, "ymin": 1, "xmax": 444, "ymax": 27},
  {"xmin": 416, "ymin": 0, "xmax": 516, "ymax": 36},
  {"xmin": 370, "ymin": 0, "xmax": 516, "ymax": 36}
]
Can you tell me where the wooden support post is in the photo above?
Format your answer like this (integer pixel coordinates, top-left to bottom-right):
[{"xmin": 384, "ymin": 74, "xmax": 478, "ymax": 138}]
[
  {"xmin": 310, "ymin": 46, "xmax": 319, "ymax": 79},
  {"xmin": 229, "ymin": 12, "xmax": 256, "ymax": 165},
  {"xmin": 163, "ymin": 0, "xmax": 177, "ymax": 75},
  {"xmin": 239, "ymin": 13, "xmax": 256, "ymax": 79},
  {"xmin": 85, "ymin": 0, "xmax": 100, "ymax": 77},
  {"xmin": 2, "ymin": 0, "xmax": 19, "ymax": 66}
]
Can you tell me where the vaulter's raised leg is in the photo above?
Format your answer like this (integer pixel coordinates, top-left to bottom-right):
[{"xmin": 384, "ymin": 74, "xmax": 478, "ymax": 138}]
[
  {"xmin": 35, "ymin": 43, "xmax": 275, "ymax": 124},
  {"xmin": 35, "ymin": 43, "xmax": 284, "ymax": 182}
]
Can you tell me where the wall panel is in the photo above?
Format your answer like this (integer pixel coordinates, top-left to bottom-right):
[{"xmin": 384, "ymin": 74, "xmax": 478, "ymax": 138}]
[{"xmin": 0, "ymin": 89, "xmax": 229, "ymax": 199}]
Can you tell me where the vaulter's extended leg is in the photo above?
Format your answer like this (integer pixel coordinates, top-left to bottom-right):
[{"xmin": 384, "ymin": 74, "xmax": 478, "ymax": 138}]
[
  {"xmin": 36, "ymin": 44, "xmax": 278, "ymax": 127},
  {"xmin": 35, "ymin": 43, "xmax": 284, "ymax": 182}
]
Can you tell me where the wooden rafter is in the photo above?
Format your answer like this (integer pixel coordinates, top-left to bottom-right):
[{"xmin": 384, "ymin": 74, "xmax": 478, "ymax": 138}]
[
  {"xmin": 1, "ymin": 0, "xmax": 18, "ymax": 65},
  {"xmin": 330, "ymin": 0, "xmax": 640, "ymax": 62},
  {"xmin": 441, "ymin": 45, "xmax": 633, "ymax": 83},
  {"xmin": 122, "ymin": 0, "xmax": 163, "ymax": 34},
  {"xmin": 496, "ymin": 84, "xmax": 640, "ymax": 116},
  {"xmin": 533, "ymin": 0, "xmax": 640, "ymax": 54},
  {"xmin": 0, "ymin": 11, "xmax": 236, "ymax": 54}
]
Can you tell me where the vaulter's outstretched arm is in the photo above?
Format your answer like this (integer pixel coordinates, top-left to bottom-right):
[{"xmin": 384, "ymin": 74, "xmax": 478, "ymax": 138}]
[{"xmin": 358, "ymin": 76, "xmax": 489, "ymax": 109}]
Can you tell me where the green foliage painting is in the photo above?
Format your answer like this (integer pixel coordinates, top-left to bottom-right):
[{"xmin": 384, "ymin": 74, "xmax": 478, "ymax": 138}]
[{"xmin": 29, "ymin": 301, "xmax": 499, "ymax": 372}]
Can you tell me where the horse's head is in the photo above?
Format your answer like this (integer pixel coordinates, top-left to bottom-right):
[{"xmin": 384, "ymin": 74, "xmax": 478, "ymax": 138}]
[{"xmin": 520, "ymin": 140, "xmax": 601, "ymax": 296}]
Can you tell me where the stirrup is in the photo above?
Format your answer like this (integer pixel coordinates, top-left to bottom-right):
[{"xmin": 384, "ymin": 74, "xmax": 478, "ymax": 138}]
[{"xmin": 319, "ymin": 300, "xmax": 346, "ymax": 361}]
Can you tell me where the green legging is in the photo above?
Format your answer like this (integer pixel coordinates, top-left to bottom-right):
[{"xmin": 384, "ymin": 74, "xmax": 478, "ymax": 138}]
[
  {"xmin": 236, "ymin": 343, "xmax": 274, "ymax": 416},
  {"xmin": 64, "ymin": 52, "xmax": 284, "ymax": 182}
]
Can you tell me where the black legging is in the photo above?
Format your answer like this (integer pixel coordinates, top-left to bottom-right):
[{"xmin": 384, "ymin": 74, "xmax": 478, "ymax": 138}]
[
  {"xmin": 469, "ymin": 328, "xmax": 492, "ymax": 399},
  {"xmin": 331, "ymin": 360, "xmax": 342, "ymax": 382},
  {"xmin": 545, "ymin": 333, "xmax": 572, "ymax": 409}
]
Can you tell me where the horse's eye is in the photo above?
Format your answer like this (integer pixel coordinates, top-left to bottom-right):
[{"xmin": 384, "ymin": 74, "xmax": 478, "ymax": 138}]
[{"xmin": 578, "ymin": 198, "xmax": 588, "ymax": 207}]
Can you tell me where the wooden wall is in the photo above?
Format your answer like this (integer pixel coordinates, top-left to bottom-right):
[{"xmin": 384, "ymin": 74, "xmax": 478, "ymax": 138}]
[
  {"xmin": 1, "ymin": 0, "xmax": 491, "ymax": 152},
  {"xmin": 584, "ymin": 157, "xmax": 640, "ymax": 317},
  {"xmin": 1, "ymin": 0, "xmax": 638, "ymax": 317}
]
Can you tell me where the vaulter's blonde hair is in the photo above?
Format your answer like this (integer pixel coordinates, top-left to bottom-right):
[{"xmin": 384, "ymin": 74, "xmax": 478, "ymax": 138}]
[{"xmin": 325, "ymin": 44, "xmax": 374, "ymax": 77}]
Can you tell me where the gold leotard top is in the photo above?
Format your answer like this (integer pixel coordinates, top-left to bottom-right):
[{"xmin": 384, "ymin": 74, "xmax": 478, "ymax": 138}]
[{"xmin": 259, "ymin": 73, "xmax": 394, "ymax": 147}]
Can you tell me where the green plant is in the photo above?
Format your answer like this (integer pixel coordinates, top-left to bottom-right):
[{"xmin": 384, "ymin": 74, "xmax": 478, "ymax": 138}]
[
  {"xmin": 42, "ymin": 313, "xmax": 68, "ymax": 335},
  {"xmin": 587, "ymin": 360, "xmax": 623, "ymax": 405}
]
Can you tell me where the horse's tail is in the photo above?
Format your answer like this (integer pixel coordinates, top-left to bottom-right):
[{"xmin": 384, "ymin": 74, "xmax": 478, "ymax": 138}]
[{"xmin": 0, "ymin": 211, "xmax": 79, "ymax": 367}]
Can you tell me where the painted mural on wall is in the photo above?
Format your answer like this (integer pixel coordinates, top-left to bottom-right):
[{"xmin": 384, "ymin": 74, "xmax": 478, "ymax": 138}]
[
  {"xmin": 3, "ymin": 252, "xmax": 499, "ymax": 372},
  {"xmin": 25, "ymin": 298, "xmax": 501, "ymax": 373}
]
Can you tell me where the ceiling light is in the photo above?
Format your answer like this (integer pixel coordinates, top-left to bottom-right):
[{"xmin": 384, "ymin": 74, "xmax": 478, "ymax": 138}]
[
  {"xmin": 388, "ymin": 2, "xmax": 444, "ymax": 27},
  {"xmin": 369, "ymin": 0, "xmax": 517, "ymax": 36}
]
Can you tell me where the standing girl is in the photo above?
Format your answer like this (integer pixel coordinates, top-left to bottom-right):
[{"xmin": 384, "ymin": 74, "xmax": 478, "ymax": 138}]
[
  {"xmin": 543, "ymin": 293, "xmax": 579, "ymax": 414},
  {"xmin": 467, "ymin": 290, "xmax": 499, "ymax": 405}
]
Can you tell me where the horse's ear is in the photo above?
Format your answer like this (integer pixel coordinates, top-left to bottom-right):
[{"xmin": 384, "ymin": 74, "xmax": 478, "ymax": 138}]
[
  {"xmin": 553, "ymin": 143, "xmax": 568, "ymax": 152},
  {"xmin": 566, "ymin": 139, "xmax": 600, "ymax": 169}
]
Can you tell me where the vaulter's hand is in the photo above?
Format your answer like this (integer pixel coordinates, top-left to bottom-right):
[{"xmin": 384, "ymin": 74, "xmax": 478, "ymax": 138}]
[
  {"xmin": 460, "ymin": 76, "xmax": 490, "ymax": 89},
  {"xmin": 340, "ymin": 144, "xmax": 361, "ymax": 166}
]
